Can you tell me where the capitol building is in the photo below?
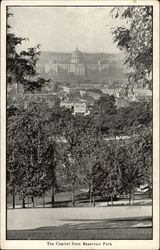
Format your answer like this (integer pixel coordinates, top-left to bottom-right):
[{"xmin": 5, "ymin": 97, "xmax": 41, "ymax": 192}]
[
  {"xmin": 38, "ymin": 47, "xmax": 126, "ymax": 82},
  {"xmin": 45, "ymin": 47, "xmax": 86, "ymax": 76}
]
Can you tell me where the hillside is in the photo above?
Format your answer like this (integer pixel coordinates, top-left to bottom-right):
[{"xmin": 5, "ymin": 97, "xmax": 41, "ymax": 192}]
[{"xmin": 38, "ymin": 51, "xmax": 124, "ymax": 65}]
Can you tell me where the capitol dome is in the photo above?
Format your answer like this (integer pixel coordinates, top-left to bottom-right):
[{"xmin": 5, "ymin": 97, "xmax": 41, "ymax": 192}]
[{"xmin": 71, "ymin": 47, "xmax": 83, "ymax": 64}]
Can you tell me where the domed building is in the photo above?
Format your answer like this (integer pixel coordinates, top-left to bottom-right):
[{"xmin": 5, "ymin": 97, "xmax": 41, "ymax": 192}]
[
  {"xmin": 42, "ymin": 46, "xmax": 125, "ymax": 82},
  {"xmin": 71, "ymin": 47, "xmax": 83, "ymax": 64},
  {"xmin": 69, "ymin": 47, "xmax": 85, "ymax": 76},
  {"xmin": 45, "ymin": 47, "xmax": 85, "ymax": 77}
]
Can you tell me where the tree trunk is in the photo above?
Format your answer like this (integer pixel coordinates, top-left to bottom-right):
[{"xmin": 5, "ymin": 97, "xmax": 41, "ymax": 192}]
[
  {"xmin": 31, "ymin": 196, "xmax": 34, "ymax": 208},
  {"xmin": 43, "ymin": 194, "xmax": 45, "ymax": 208},
  {"xmin": 132, "ymin": 192, "xmax": 135, "ymax": 205},
  {"xmin": 15, "ymin": 82, "xmax": 18, "ymax": 95},
  {"xmin": 12, "ymin": 194, "xmax": 15, "ymax": 209},
  {"xmin": 89, "ymin": 181, "xmax": 92, "ymax": 207},
  {"xmin": 128, "ymin": 193, "xmax": 131, "ymax": 206},
  {"xmin": 148, "ymin": 187, "xmax": 152, "ymax": 198},
  {"xmin": 111, "ymin": 194, "xmax": 113, "ymax": 206},
  {"xmin": 88, "ymin": 184, "xmax": 91, "ymax": 199},
  {"xmin": 93, "ymin": 194, "xmax": 95, "ymax": 207},
  {"xmin": 27, "ymin": 196, "xmax": 30, "ymax": 207},
  {"xmin": 72, "ymin": 182, "xmax": 75, "ymax": 207},
  {"xmin": 51, "ymin": 186, "xmax": 55, "ymax": 207},
  {"xmin": 89, "ymin": 188, "xmax": 92, "ymax": 207},
  {"xmin": 21, "ymin": 198, "xmax": 25, "ymax": 208}
]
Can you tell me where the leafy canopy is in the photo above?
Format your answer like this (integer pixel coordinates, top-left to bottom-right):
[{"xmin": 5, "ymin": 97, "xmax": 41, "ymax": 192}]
[
  {"xmin": 7, "ymin": 8, "xmax": 50, "ymax": 92},
  {"xmin": 111, "ymin": 6, "xmax": 152, "ymax": 88}
]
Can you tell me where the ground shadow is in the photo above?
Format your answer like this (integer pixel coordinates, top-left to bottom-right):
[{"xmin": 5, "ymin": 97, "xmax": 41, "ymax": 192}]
[{"xmin": 7, "ymin": 216, "xmax": 152, "ymax": 240}]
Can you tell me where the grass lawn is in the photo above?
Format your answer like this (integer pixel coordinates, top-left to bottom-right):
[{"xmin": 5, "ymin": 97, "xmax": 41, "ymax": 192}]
[
  {"xmin": 7, "ymin": 190, "xmax": 152, "ymax": 240},
  {"xmin": 7, "ymin": 228, "xmax": 152, "ymax": 240},
  {"xmin": 7, "ymin": 189, "xmax": 152, "ymax": 208},
  {"xmin": 7, "ymin": 215, "xmax": 152, "ymax": 240}
]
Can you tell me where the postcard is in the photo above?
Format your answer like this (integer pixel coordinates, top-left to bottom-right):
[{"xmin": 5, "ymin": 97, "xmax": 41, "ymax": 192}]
[{"xmin": 1, "ymin": 0, "xmax": 159, "ymax": 249}]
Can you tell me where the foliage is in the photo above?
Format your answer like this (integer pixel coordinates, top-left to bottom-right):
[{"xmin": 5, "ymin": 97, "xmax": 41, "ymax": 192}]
[
  {"xmin": 133, "ymin": 126, "xmax": 152, "ymax": 194},
  {"xmin": 97, "ymin": 129, "xmax": 152, "ymax": 203},
  {"xmin": 98, "ymin": 141, "xmax": 123, "ymax": 199},
  {"xmin": 7, "ymin": 8, "xmax": 50, "ymax": 92},
  {"xmin": 7, "ymin": 9, "xmax": 56, "ymax": 203},
  {"xmin": 78, "ymin": 126, "xmax": 105, "ymax": 203},
  {"xmin": 90, "ymin": 94, "xmax": 117, "ymax": 135},
  {"xmin": 6, "ymin": 7, "xmax": 153, "ymax": 206},
  {"xmin": 56, "ymin": 117, "xmax": 83, "ymax": 205},
  {"xmin": 87, "ymin": 96, "xmax": 152, "ymax": 201},
  {"xmin": 90, "ymin": 95, "xmax": 152, "ymax": 137},
  {"xmin": 111, "ymin": 6, "xmax": 152, "ymax": 88},
  {"xmin": 7, "ymin": 90, "xmax": 152, "ymax": 206},
  {"xmin": 7, "ymin": 106, "xmax": 57, "ymax": 200},
  {"xmin": 112, "ymin": 100, "xmax": 152, "ymax": 135}
]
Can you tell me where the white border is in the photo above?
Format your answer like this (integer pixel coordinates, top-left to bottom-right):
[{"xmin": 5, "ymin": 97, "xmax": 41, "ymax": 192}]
[{"xmin": 1, "ymin": 1, "xmax": 159, "ymax": 249}]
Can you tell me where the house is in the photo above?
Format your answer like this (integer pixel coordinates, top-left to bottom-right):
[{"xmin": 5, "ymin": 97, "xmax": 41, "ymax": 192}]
[{"xmin": 60, "ymin": 101, "xmax": 87, "ymax": 115}]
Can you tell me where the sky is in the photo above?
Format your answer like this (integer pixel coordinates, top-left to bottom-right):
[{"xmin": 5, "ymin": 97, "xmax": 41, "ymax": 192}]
[{"xmin": 9, "ymin": 7, "xmax": 121, "ymax": 53}]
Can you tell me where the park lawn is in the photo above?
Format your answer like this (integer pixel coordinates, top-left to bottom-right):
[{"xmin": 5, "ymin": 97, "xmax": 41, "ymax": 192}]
[
  {"xmin": 7, "ymin": 214, "xmax": 152, "ymax": 240},
  {"xmin": 7, "ymin": 189, "xmax": 151, "ymax": 208},
  {"xmin": 7, "ymin": 190, "xmax": 85, "ymax": 208},
  {"xmin": 7, "ymin": 228, "xmax": 152, "ymax": 240}
]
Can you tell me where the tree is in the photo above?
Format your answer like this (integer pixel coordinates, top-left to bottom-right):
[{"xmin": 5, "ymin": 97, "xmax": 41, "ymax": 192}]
[
  {"xmin": 94, "ymin": 140, "xmax": 123, "ymax": 206},
  {"xmin": 133, "ymin": 125, "xmax": 152, "ymax": 198},
  {"xmin": 57, "ymin": 117, "xmax": 82, "ymax": 207},
  {"xmin": 7, "ymin": 9, "xmax": 55, "ymax": 208},
  {"xmin": 119, "ymin": 141, "xmax": 143, "ymax": 205},
  {"xmin": 90, "ymin": 94, "xmax": 117, "ymax": 135},
  {"xmin": 7, "ymin": 8, "xmax": 50, "ymax": 93},
  {"xmin": 111, "ymin": 6, "xmax": 152, "ymax": 88},
  {"xmin": 78, "ymin": 127, "xmax": 105, "ymax": 206},
  {"xmin": 7, "ymin": 138, "xmax": 22, "ymax": 208},
  {"xmin": 93, "ymin": 128, "xmax": 152, "ymax": 206},
  {"xmin": 113, "ymin": 128, "xmax": 152, "ymax": 205},
  {"xmin": 7, "ymin": 105, "xmax": 57, "ymax": 208},
  {"xmin": 112, "ymin": 99, "xmax": 152, "ymax": 136}
]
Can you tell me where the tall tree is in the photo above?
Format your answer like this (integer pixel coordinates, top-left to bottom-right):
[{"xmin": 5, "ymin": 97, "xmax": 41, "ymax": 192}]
[
  {"xmin": 57, "ymin": 118, "xmax": 82, "ymax": 207},
  {"xmin": 78, "ymin": 127, "xmax": 105, "ymax": 206},
  {"xmin": 7, "ymin": 105, "xmax": 57, "ymax": 208},
  {"xmin": 112, "ymin": 99, "xmax": 152, "ymax": 136},
  {"xmin": 133, "ymin": 125, "xmax": 152, "ymax": 198},
  {"xmin": 7, "ymin": 8, "xmax": 50, "ymax": 93},
  {"xmin": 95, "ymin": 140, "xmax": 123, "ymax": 205},
  {"xmin": 111, "ymin": 6, "xmax": 152, "ymax": 88},
  {"xmin": 90, "ymin": 94, "xmax": 117, "ymax": 135},
  {"xmin": 7, "ymin": 9, "xmax": 54, "ymax": 208}
]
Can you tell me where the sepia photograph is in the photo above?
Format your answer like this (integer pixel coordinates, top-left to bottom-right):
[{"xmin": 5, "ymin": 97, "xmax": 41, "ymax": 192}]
[{"xmin": 0, "ymin": 1, "xmax": 159, "ymax": 249}]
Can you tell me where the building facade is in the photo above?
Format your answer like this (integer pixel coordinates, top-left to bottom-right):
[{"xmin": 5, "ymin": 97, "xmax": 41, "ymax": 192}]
[
  {"xmin": 45, "ymin": 47, "xmax": 86, "ymax": 77},
  {"xmin": 37, "ymin": 47, "xmax": 127, "ymax": 83},
  {"xmin": 60, "ymin": 100, "xmax": 87, "ymax": 115}
]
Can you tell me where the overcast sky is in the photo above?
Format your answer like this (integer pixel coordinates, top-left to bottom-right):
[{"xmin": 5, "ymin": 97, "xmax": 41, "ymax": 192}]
[{"xmin": 9, "ymin": 7, "xmax": 121, "ymax": 53}]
